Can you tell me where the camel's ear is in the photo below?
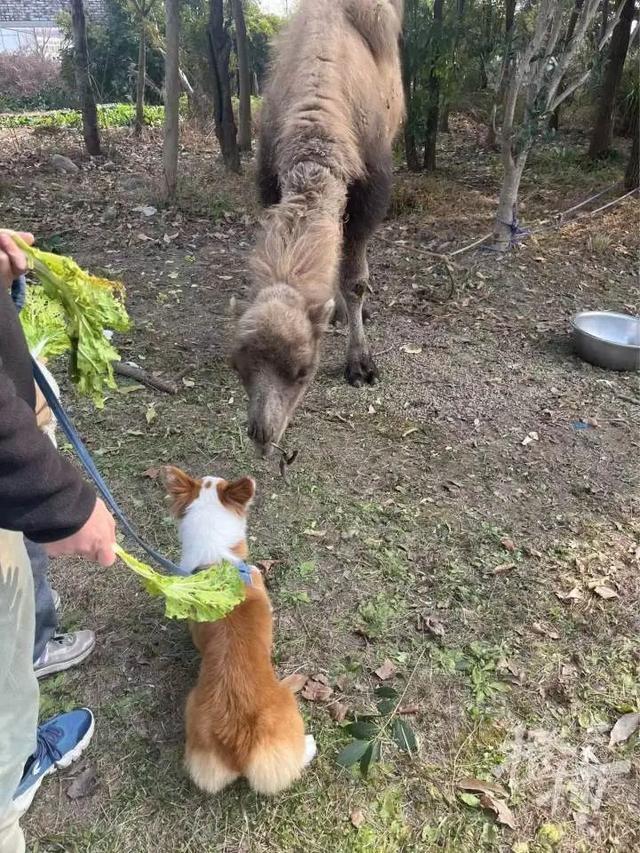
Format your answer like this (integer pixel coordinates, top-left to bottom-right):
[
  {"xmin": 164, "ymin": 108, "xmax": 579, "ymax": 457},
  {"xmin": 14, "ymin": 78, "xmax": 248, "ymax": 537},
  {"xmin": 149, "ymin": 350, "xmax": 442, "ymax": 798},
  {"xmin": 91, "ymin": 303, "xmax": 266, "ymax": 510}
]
[
  {"xmin": 162, "ymin": 465, "xmax": 201, "ymax": 517},
  {"xmin": 217, "ymin": 476, "xmax": 256, "ymax": 514},
  {"xmin": 308, "ymin": 298, "xmax": 334, "ymax": 331},
  {"xmin": 229, "ymin": 295, "xmax": 249, "ymax": 318}
]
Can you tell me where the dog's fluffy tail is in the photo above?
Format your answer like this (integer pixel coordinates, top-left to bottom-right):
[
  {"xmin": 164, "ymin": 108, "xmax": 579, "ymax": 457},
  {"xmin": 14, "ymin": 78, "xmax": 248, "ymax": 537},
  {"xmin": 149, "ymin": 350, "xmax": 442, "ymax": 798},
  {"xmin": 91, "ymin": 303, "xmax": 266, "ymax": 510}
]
[
  {"xmin": 244, "ymin": 734, "xmax": 316, "ymax": 796},
  {"xmin": 184, "ymin": 747, "xmax": 240, "ymax": 794}
]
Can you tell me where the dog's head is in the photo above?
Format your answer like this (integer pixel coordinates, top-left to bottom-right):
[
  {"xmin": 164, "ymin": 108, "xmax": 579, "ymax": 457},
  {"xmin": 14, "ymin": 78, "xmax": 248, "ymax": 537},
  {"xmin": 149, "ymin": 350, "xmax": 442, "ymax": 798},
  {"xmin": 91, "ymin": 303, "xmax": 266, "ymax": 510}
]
[{"xmin": 162, "ymin": 466, "xmax": 256, "ymax": 569}]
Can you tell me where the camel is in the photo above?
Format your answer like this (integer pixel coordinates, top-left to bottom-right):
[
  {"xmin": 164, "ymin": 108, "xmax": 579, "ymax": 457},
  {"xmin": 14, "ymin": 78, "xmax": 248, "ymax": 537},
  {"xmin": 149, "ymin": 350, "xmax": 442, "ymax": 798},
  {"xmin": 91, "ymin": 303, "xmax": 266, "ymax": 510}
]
[{"xmin": 231, "ymin": 0, "xmax": 404, "ymax": 455}]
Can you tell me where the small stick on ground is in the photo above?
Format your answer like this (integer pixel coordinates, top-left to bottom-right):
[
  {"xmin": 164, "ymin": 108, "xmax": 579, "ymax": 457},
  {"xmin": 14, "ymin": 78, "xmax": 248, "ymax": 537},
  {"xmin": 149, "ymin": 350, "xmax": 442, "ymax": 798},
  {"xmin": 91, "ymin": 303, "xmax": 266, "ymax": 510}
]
[
  {"xmin": 271, "ymin": 444, "xmax": 299, "ymax": 479},
  {"xmin": 113, "ymin": 362, "xmax": 178, "ymax": 394}
]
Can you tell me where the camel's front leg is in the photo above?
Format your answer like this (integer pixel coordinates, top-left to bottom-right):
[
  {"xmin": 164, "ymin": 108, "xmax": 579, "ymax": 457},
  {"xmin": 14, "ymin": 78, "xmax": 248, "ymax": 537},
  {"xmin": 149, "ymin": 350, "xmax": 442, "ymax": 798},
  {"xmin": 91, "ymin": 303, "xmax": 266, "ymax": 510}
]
[{"xmin": 340, "ymin": 237, "xmax": 378, "ymax": 387}]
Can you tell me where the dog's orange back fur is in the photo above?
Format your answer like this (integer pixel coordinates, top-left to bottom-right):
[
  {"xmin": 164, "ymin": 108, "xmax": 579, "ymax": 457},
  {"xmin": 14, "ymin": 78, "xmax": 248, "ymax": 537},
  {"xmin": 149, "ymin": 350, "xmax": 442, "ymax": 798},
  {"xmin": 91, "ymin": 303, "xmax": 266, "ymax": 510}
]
[{"xmin": 163, "ymin": 466, "xmax": 314, "ymax": 795}]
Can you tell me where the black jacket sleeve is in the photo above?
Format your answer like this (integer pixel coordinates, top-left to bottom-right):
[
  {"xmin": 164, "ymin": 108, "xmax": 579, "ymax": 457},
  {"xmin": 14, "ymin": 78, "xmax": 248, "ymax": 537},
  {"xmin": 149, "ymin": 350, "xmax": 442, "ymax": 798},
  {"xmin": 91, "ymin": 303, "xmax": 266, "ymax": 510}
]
[{"xmin": 0, "ymin": 288, "xmax": 96, "ymax": 542}]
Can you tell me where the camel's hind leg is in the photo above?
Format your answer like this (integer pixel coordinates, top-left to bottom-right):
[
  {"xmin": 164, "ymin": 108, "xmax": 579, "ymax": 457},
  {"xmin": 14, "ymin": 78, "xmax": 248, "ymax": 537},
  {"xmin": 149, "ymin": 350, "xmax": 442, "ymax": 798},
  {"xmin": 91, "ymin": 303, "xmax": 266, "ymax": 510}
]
[{"xmin": 341, "ymin": 163, "xmax": 392, "ymax": 386}]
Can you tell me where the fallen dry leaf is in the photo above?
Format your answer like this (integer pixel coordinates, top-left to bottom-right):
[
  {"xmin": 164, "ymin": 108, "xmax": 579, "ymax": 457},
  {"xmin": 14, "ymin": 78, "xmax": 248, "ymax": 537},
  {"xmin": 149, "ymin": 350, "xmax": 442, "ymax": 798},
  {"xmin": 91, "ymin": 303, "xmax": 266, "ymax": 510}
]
[
  {"xmin": 609, "ymin": 712, "xmax": 640, "ymax": 747},
  {"xmin": 416, "ymin": 614, "xmax": 445, "ymax": 638},
  {"xmin": 456, "ymin": 778, "xmax": 514, "ymax": 829},
  {"xmin": 555, "ymin": 586, "xmax": 583, "ymax": 603},
  {"xmin": 522, "ymin": 431, "xmax": 539, "ymax": 446},
  {"xmin": 281, "ymin": 673, "xmax": 308, "ymax": 693},
  {"xmin": 312, "ymin": 672, "xmax": 330, "ymax": 686},
  {"xmin": 492, "ymin": 562, "xmax": 516, "ymax": 575},
  {"xmin": 301, "ymin": 677, "xmax": 333, "ymax": 703},
  {"xmin": 457, "ymin": 777, "xmax": 509, "ymax": 798},
  {"xmin": 532, "ymin": 621, "xmax": 560, "ymax": 640},
  {"xmin": 255, "ymin": 559, "xmax": 280, "ymax": 578},
  {"xmin": 500, "ymin": 537, "xmax": 516, "ymax": 552},
  {"xmin": 303, "ymin": 528, "xmax": 327, "ymax": 538},
  {"xmin": 329, "ymin": 701, "xmax": 348, "ymax": 722},
  {"xmin": 479, "ymin": 792, "xmax": 516, "ymax": 829},
  {"xmin": 593, "ymin": 585, "xmax": 619, "ymax": 600},
  {"xmin": 374, "ymin": 659, "xmax": 397, "ymax": 681},
  {"xmin": 66, "ymin": 766, "xmax": 98, "ymax": 800},
  {"xmin": 401, "ymin": 344, "xmax": 422, "ymax": 354},
  {"xmin": 142, "ymin": 466, "xmax": 161, "ymax": 479},
  {"xmin": 350, "ymin": 809, "xmax": 366, "ymax": 829}
]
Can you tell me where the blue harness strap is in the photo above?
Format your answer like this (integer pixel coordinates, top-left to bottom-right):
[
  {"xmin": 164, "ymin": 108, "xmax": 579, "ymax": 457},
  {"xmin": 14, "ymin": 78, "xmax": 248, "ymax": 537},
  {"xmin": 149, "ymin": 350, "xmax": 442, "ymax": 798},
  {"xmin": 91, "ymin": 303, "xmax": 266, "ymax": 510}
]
[{"xmin": 32, "ymin": 357, "xmax": 252, "ymax": 585}]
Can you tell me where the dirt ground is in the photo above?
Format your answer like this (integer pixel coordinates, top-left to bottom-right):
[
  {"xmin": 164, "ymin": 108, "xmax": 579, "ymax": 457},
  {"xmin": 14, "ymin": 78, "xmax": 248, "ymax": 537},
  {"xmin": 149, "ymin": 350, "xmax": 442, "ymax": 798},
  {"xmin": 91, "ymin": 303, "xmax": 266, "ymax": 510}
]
[{"xmin": 1, "ymin": 117, "xmax": 638, "ymax": 853}]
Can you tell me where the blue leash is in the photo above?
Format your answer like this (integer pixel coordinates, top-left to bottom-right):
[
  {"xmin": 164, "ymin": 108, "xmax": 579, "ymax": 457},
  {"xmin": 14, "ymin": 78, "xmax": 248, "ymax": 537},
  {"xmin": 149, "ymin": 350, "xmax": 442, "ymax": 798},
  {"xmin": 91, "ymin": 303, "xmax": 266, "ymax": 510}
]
[
  {"xmin": 31, "ymin": 356, "xmax": 251, "ymax": 586},
  {"xmin": 31, "ymin": 358, "xmax": 253, "ymax": 584},
  {"xmin": 31, "ymin": 357, "xmax": 190, "ymax": 576}
]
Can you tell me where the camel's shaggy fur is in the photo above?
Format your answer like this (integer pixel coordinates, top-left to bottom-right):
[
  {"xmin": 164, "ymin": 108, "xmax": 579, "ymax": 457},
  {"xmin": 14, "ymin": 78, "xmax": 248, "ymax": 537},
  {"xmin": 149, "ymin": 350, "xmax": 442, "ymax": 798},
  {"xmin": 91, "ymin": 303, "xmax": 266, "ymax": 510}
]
[{"xmin": 232, "ymin": 0, "xmax": 404, "ymax": 453}]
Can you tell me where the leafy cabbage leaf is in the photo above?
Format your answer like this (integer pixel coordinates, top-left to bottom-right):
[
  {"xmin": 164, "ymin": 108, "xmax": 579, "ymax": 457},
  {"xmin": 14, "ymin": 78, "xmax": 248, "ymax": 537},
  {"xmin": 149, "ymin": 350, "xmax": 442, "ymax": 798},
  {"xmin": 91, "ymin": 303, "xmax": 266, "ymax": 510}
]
[{"xmin": 114, "ymin": 544, "xmax": 246, "ymax": 622}]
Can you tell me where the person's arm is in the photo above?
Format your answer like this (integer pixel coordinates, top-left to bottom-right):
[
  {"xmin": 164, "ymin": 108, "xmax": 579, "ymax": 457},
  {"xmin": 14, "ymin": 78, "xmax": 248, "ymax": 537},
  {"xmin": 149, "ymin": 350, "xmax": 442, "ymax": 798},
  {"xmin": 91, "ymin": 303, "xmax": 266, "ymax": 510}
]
[
  {"xmin": 0, "ymin": 230, "xmax": 116, "ymax": 566},
  {"xmin": 0, "ymin": 363, "xmax": 98, "ymax": 542}
]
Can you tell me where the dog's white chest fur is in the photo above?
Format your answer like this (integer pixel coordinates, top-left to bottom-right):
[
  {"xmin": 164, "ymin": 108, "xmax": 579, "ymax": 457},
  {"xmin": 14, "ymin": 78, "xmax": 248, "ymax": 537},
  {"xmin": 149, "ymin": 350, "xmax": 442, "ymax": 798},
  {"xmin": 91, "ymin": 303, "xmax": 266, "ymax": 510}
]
[{"xmin": 178, "ymin": 477, "xmax": 246, "ymax": 571}]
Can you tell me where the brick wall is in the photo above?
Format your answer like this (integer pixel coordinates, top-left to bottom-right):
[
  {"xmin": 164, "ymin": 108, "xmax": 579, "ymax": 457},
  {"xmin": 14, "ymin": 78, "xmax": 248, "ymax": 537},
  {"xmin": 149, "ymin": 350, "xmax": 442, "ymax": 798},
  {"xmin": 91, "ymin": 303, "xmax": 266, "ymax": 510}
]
[{"xmin": 0, "ymin": 1, "xmax": 106, "ymax": 24}]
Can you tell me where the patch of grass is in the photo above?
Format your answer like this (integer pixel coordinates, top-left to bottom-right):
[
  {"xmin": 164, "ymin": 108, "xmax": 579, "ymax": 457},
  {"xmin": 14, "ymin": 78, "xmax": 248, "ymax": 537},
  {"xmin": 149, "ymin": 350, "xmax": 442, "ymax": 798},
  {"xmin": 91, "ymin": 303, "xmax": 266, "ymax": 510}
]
[
  {"xmin": 357, "ymin": 595, "xmax": 400, "ymax": 640},
  {"xmin": 527, "ymin": 143, "xmax": 623, "ymax": 189},
  {"xmin": 38, "ymin": 673, "xmax": 78, "ymax": 719}
]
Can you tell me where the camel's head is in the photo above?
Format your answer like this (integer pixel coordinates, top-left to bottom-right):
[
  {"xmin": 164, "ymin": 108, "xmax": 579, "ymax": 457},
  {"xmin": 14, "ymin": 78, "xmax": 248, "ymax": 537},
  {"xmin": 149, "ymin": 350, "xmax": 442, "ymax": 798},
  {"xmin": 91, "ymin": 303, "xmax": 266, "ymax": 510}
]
[{"xmin": 231, "ymin": 285, "xmax": 334, "ymax": 456}]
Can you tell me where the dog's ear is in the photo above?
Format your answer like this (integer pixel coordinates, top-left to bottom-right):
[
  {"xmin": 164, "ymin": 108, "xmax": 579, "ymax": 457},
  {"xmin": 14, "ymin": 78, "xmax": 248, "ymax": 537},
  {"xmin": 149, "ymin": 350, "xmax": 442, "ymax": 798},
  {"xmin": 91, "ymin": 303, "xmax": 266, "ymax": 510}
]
[
  {"xmin": 162, "ymin": 465, "xmax": 201, "ymax": 517},
  {"xmin": 217, "ymin": 476, "xmax": 256, "ymax": 514}
]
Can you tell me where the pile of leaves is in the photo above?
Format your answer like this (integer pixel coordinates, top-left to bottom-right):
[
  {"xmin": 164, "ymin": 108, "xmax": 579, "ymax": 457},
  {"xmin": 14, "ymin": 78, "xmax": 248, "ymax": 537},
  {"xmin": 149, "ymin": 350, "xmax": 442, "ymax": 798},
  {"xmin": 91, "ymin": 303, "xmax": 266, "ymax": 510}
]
[
  {"xmin": 7, "ymin": 231, "xmax": 130, "ymax": 407},
  {"xmin": 115, "ymin": 545, "xmax": 246, "ymax": 622}
]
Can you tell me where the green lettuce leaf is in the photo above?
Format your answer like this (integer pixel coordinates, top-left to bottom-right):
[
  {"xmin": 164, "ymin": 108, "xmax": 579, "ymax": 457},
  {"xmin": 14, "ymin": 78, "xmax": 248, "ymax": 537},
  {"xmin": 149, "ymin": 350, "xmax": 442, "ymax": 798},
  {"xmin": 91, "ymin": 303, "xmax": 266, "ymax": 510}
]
[
  {"xmin": 19, "ymin": 286, "xmax": 71, "ymax": 359},
  {"xmin": 7, "ymin": 231, "xmax": 130, "ymax": 408},
  {"xmin": 114, "ymin": 544, "xmax": 246, "ymax": 622}
]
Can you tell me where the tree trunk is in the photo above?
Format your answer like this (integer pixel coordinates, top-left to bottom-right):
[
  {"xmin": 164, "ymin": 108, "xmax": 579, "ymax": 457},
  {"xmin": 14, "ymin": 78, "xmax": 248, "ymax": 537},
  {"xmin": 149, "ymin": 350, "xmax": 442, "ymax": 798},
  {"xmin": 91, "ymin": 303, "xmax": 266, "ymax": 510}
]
[
  {"xmin": 493, "ymin": 149, "xmax": 529, "ymax": 251},
  {"xmin": 440, "ymin": 103, "xmax": 450, "ymax": 132},
  {"xmin": 231, "ymin": 0, "xmax": 251, "ymax": 152},
  {"xmin": 588, "ymin": 0, "xmax": 635, "ymax": 159},
  {"xmin": 163, "ymin": 0, "xmax": 180, "ymax": 200},
  {"xmin": 400, "ymin": 34, "xmax": 420, "ymax": 171},
  {"xmin": 487, "ymin": 0, "xmax": 515, "ymax": 149},
  {"xmin": 600, "ymin": 0, "xmax": 610, "ymax": 41},
  {"xmin": 624, "ymin": 104, "xmax": 639, "ymax": 190},
  {"xmin": 423, "ymin": 0, "xmax": 443, "ymax": 172},
  {"xmin": 207, "ymin": 0, "xmax": 241, "ymax": 173},
  {"xmin": 135, "ymin": 21, "xmax": 146, "ymax": 135},
  {"xmin": 70, "ymin": 0, "xmax": 100, "ymax": 155},
  {"xmin": 548, "ymin": 0, "xmax": 584, "ymax": 132}
]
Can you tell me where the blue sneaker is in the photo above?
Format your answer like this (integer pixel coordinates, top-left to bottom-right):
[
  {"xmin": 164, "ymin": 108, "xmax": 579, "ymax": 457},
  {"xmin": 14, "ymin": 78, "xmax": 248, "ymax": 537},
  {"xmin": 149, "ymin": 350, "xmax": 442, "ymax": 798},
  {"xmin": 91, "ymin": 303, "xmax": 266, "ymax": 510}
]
[{"xmin": 13, "ymin": 708, "xmax": 95, "ymax": 813}]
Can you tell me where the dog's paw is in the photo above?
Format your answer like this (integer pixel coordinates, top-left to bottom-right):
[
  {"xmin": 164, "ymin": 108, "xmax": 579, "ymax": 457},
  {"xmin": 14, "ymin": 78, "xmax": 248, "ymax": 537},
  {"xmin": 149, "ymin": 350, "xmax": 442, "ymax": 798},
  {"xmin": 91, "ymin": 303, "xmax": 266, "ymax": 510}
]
[{"xmin": 303, "ymin": 734, "xmax": 317, "ymax": 767}]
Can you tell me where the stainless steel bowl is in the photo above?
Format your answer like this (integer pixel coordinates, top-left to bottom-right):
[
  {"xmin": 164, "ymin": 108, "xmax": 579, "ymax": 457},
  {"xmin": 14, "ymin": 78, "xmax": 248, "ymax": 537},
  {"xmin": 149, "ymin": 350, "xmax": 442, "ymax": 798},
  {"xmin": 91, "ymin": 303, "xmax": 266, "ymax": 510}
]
[{"xmin": 572, "ymin": 311, "xmax": 640, "ymax": 372}]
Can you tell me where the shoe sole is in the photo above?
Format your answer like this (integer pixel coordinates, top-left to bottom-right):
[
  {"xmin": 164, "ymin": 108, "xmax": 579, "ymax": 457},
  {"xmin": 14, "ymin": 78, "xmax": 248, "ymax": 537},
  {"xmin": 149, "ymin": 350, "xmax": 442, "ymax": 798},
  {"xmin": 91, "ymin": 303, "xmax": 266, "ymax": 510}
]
[
  {"xmin": 12, "ymin": 711, "xmax": 95, "ymax": 815},
  {"xmin": 35, "ymin": 637, "xmax": 96, "ymax": 680}
]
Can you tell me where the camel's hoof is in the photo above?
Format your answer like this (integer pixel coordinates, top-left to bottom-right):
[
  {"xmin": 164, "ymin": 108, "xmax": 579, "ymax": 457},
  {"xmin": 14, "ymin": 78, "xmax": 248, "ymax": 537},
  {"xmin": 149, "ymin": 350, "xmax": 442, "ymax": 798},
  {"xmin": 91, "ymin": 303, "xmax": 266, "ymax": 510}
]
[{"xmin": 345, "ymin": 353, "xmax": 379, "ymax": 387}]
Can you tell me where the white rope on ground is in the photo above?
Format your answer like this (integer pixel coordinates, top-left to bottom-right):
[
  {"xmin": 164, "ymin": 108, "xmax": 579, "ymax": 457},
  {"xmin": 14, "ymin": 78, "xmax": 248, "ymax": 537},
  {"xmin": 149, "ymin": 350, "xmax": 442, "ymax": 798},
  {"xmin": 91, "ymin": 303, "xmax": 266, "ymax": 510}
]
[
  {"xmin": 579, "ymin": 186, "xmax": 638, "ymax": 218},
  {"xmin": 551, "ymin": 181, "xmax": 618, "ymax": 220},
  {"xmin": 377, "ymin": 182, "xmax": 636, "ymax": 266}
]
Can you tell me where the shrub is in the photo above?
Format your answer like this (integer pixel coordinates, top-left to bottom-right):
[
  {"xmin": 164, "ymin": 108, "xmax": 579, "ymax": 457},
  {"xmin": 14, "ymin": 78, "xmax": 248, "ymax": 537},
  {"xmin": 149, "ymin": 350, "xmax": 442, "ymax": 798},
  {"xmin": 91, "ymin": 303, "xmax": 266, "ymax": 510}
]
[{"xmin": 0, "ymin": 52, "xmax": 72, "ymax": 111}]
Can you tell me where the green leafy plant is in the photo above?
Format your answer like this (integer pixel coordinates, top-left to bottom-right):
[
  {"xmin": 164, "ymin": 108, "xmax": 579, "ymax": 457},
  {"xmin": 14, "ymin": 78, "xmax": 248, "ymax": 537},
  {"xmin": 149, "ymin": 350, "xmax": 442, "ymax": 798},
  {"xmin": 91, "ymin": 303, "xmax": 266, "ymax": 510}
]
[
  {"xmin": 0, "ymin": 103, "xmax": 166, "ymax": 130},
  {"xmin": 7, "ymin": 232, "xmax": 130, "ymax": 407},
  {"xmin": 336, "ymin": 685, "xmax": 418, "ymax": 778},
  {"xmin": 115, "ymin": 545, "xmax": 245, "ymax": 622}
]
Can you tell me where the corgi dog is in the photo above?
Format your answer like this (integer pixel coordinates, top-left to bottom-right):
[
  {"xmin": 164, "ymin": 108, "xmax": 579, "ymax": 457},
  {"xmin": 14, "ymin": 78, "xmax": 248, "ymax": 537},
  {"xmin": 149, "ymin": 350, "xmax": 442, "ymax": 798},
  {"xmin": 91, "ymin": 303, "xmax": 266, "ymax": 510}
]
[{"xmin": 163, "ymin": 465, "xmax": 316, "ymax": 795}]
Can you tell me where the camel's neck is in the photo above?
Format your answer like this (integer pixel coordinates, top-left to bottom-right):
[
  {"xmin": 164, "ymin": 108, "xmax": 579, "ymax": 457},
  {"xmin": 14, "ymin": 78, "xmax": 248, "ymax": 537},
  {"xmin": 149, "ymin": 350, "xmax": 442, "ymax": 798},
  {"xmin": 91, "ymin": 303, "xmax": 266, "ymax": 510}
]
[{"xmin": 251, "ymin": 163, "xmax": 347, "ymax": 306}]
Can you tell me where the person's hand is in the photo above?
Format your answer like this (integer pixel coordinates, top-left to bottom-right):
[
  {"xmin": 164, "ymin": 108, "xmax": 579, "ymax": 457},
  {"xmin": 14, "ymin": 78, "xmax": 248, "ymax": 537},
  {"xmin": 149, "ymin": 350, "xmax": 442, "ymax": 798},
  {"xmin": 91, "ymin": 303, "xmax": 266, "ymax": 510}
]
[
  {"xmin": 0, "ymin": 231, "xmax": 34, "ymax": 289},
  {"xmin": 45, "ymin": 498, "xmax": 117, "ymax": 567}
]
